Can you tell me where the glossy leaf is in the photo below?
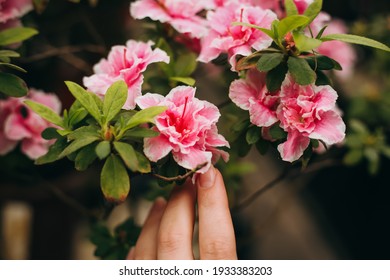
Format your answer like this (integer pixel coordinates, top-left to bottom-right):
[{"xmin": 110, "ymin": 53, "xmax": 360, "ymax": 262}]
[
  {"xmin": 266, "ymin": 62, "xmax": 288, "ymax": 92},
  {"xmin": 0, "ymin": 27, "xmax": 38, "ymax": 46},
  {"xmin": 135, "ymin": 151, "xmax": 151, "ymax": 173},
  {"xmin": 67, "ymin": 125, "xmax": 100, "ymax": 141},
  {"xmin": 321, "ymin": 33, "xmax": 390, "ymax": 52},
  {"xmin": 256, "ymin": 52, "xmax": 284, "ymax": 72},
  {"xmin": 24, "ymin": 100, "xmax": 64, "ymax": 128},
  {"xmin": 269, "ymin": 124, "xmax": 287, "ymax": 140},
  {"xmin": 169, "ymin": 77, "xmax": 196, "ymax": 86},
  {"xmin": 113, "ymin": 142, "xmax": 138, "ymax": 172},
  {"xmin": 58, "ymin": 136, "xmax": 99, "ymax": 159},
  {"xmin": 35, "ymin": 138, "xmax": 68, "ymax": 165},
  {"xmin": 287, "ymin": 56, "xmax": 316, "ymax": 85},
  {"xmin": 65, "ymin": 81, "xmax": 102, "ymax": 125},
  {"xmin": 103, "ymin": 80, "xmax": 127, "ymax": 124},
  {"xmin": 125, "ymin": 106, "xmax": 167, "ymax": 130},
  {"xmin": 122, "ymin": 127, "xmax": 159, "ymax": 139},
  {"xmin": 0, "ymin": 50, "xmax": 20, "ymax": 58},
  {"xmin": 0, "ymin": 72, "xmax": 28, "ymax": 97},
  {"xmin": 303, "ymin": 0, "xmax": 323, "ymax": 23},
  {"xmin": 293, "ymin": 32, "xmax": 322, "ymax": 52},
  {"xmin": 101, "ymin": 154, "xmax": 130, "ymax": 203},
  {"xmin": 174, "ymin": 52, "xmax": 197, "ymax": 77},
  {"xmin": 75, "ymin": 144, "xmax": 98, "ymax": 171},
  {"xmin": 285, "ymin": 0, "xmax": 298, "ymax": 16},
  {"xmin": 0, "ymin": 62, "xmax": 26, "ymax": 72},
  {"xmin": 95, "ymin": 141, "xmax": 111, "ymax": 160},
  {"xmin": 277, "ymin": 15, "xmax": 309, "ymax": 38}
]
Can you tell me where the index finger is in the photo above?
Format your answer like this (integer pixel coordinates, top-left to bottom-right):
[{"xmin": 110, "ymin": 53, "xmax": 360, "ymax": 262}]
[{"xmin": 197, "ymin": 166, "xmax": 237, "ymax": 260}]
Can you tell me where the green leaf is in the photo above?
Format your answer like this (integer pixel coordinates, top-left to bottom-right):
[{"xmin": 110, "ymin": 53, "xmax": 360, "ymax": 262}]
[
  {"xmin": 269, "ymin": 124, "xmax": 287, "ymax": 140},
  {"xmin": 287, "ymin": 56, "xmax": 316, "ymax": 85},
  {"xmin": 95, "ymin": 141, "xmax": 111, "ymax": 160},
  {"xmin": 256, "ymin": 52, "xmax": 284, "ymax": 72},
  {"xmin": 246, "ymin": 126, "xmax": 261, "ymax": 145},
  {"xmin": 122, "ymin": 127, "xmax": 159, "ymax": 139},
  {"xmin": 68, "ymin": 108, "xmax": 88, "ymax": 127},
  {"xmin": 321, "ymin": 34, "xmax": 390, "ymax": 52},
  {"xmin": 315, "ymin": 70, "xmax": 332, "ymax": 86},
  {"xmin": 285, "ymin": 0, "xmax": 298, "ymax": 16},
  {"xmin": 125, "ymin": 106, "xmax": 167, "ymax": 130},
  {"xmin": 277, "ymin": 15, "xmax": 309, "ymax": 38},
  {"xmin": 113, "ymin": 142, "xmax": 139, "ymax": 172},
  {"xmin": 103, "ymin": 80, "xmax": 127, "ymax": 124},
  {"xmin": 41, "ymin": 127, "xmax": 61, "ymax": 140},
  {"xmin": 0, "ymin": 27, "xmax": 38, "ymax": 46},
  {"xmin": 58, "ymin": 137, "xmax": 99, "ymax": 159},
  {"xmin": 75, "ymin": 144, "xmax": 98, "ymax": 171},
  {"xmin": 33, "ymin": 0, "xmax": 50, "ymax": 13},
  {"xmin": 67, "ymin": 125, "xmax": 100, "ymax": 141},
  {"xmin": 0, "ymin": 62, "xmax": 26, "ymax": 72},
  {"xmin": 169, "ymin": 77, "xmax": 196, "ymax": 86},
  {"xmin": 35, "ymin": 138, "xmax": 68, "ymax": 165},
  {"xmin": 303, "ymin": 0, "xmax": 323, "ymax": 23},
  {"xmin": 135, "ymin": 151, "xmax": 151, "ymax": 173},
  {"xmin": 101, "ymin": 154, "xmax": 130, "ymax": 203},
  {"xmin": 24, "ymin": 100, "xmax": 64, "ymax": 128},
  {"xmin": 174, "ymin": 52, "xmax": 197, "ymax": 77},
  {"xmin": 306, "ymin": 55, "xmax": 342, "ymax": 71},
  {"xmin": 65, "ymin": 81, "xmax": 103, "ymax": 125},
  {"xmin": 266, "ymin": 62, "xmax": 288, "ymax": 92},
  {"xmin": 0, "ymin": 72, "xmax": 28, "ymax": 97},
  {"xmin": 0, "ymin": 50, "xmax": 20, "ymax": 58},
  {"xmin": 231, "ymin": 22, "xmax": 275, "ymax": 40},
  {"xmin": 292, "ymin": 32, "xmax": 323, "ymax": 52},
  {"xmin": 365, "ymin": 148, "xmax": 379, "ymax": 175}
]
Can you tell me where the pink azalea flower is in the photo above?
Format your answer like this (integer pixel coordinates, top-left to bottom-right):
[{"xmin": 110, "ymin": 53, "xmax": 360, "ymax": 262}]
[
  {"xmin": 229, "ymin": 68, "xmax": 279, "ymax": 127},
  {"xmin": 0, "ymin": 0, "xmax": 33, "ymax": 23},
  {"xmin": 136, "ymin": 86, "xmax": 229, "ymax": 173},
  {"xmin": 276, "ymin": 75, "xmax": 345, "ymax": 162},
  {"xmin": 130, "ymin": 0, "xmax": 210, "ymax": 38},
  {"xmin": 83, "ymin": 40, "xmax": 169, "ymax": 110},
  {"xmin": 0, "ymin": 89, "xmax": 62, "ymax": 159},
  {"xmin": 197, "ymin": 2, "xmax": 276, "ymax": 70}
]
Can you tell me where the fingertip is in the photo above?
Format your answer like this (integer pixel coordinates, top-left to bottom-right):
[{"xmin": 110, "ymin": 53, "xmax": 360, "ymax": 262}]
[
  {"xmin": 197, "ymin": 165, "xmax": 217, "ymax": 189},
  {"xmin": 126, "ymin": 246, "xmax": 135, "ymax": 260}
]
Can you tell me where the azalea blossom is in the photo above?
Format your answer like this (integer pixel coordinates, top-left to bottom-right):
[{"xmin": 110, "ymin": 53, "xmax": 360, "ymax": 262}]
[
  {"xmin": 229, "ymin": 68, "xmax": 279, "ymax": 127},
  {"xmin": 0, "ymin": 89, "xmax": 61, "ymax": 159},
  {"xmin": 83, "ymin": 40, "xmax": 169, "ymax": 110},
  {"xmin": 130, "ymin": 0, "xmax": 210, "ymax": 38},
  {"xmin": 197, "ymin": 2, "xmax": 276, "ymax": 70},
  {"xmin": 0, "ymin": 0, "xmax": 33, "ymax": 23},
  {"xmin": 136, "ymin": 86, "xmax": 229, "ymax": 173},
  {"xmin": 276, "ymin": 75, "xmax": 345, "ymax": 161}
]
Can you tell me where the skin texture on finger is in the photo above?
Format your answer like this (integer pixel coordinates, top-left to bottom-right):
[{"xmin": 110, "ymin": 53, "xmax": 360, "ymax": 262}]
[
  {"xmin": 131, "ymin": 197, "xmax": 167, "ymax": 259},
  {"xmin": 157, "ymin": 180, "xmax": 196, "ymax": 260},
  {"xmin": 197, "ymin": 166, "xmax": 237, "ymax": 260}
]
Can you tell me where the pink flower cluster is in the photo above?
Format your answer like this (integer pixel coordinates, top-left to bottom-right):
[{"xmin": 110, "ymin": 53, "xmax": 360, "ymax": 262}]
[
  {"xmin": 229, "ymin": 69, "xmax": 345, "ymax": 162},
  {"xmin": 136, "ymin": 86, "xmax": 229, "ymax": 173},
  {"xmin": 129, "ymin": 0, "xmax": 355, "ymax": 76},
  {"xmin": 0, "ymin": 0, "xmax": 33, "ymax": 32},
  {"xmin": 0, "ymin": 89, "xmax": 61, "ymax": 159},
  {"xmin": 83, "ymin": 40, "xmax": 169, "ymax": 110}
]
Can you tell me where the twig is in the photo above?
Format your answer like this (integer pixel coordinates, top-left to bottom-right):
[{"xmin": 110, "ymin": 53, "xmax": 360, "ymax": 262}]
[
  {"xmin": 153, "ymin": 162, "xmax": 208, "ymax": 182},
  {"xmin": 20, "ymin": 45, "xmax": 106, "ymax": 63}
]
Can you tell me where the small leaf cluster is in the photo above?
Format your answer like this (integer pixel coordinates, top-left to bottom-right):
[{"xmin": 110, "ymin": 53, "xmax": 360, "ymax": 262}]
[
  {"xmin": 344, "ymin": 120, "xmax": 390, "ymax": 175},
  {"xmin": 0, "ymin": 27, "xmax": 38, "ymax": 98},
  {"xmin": 90, "ymin": 218, "xmax": 141, "ymax": 260},
  {"xmin": 235, "ymin": 0, "xmax": 390, "ymax": 92},
  {"xmin": 25, "ymin": 80, "xmax": 167, "ymax": 203}
]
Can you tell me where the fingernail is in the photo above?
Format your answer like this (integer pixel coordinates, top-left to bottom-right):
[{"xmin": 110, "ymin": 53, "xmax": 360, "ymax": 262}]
[{"xmin": 198, "ymin": 165, "xmax": 216, "ymax": 188}]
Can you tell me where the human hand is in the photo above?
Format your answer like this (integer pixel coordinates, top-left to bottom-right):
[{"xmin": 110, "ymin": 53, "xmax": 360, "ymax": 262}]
[{"xmin": 127, "ymin": 165, "xmax": 237, "ymax": 260}]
